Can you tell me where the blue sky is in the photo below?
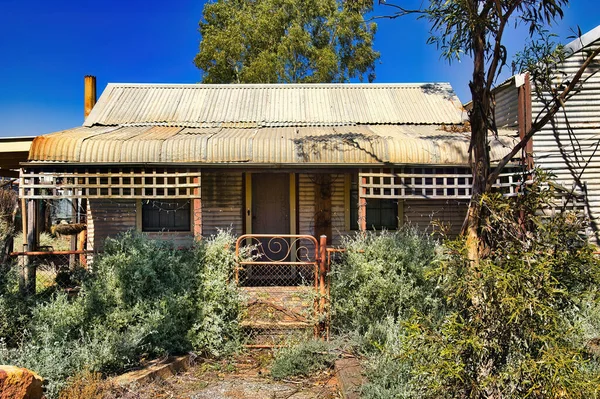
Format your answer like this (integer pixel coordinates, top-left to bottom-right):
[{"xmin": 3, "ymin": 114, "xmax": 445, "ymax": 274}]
[{"xmin": 0, "ymin": 0, "xmax": 598, "ymax": 137}]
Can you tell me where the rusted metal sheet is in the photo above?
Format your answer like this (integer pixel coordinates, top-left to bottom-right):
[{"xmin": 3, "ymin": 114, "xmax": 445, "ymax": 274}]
[
  {"xmin": 83, "ymin": 83, "xmax": 465, "ymax": 128},
  {"xmin": 27, "ymin": 125, "xmax": 517, "ymax": 166}
]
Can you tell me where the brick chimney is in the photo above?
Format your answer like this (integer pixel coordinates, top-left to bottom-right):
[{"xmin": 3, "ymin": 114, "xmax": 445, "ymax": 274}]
[{"xmin": 84, "ymin": 75, "xmax": 97, "ymax": 119}]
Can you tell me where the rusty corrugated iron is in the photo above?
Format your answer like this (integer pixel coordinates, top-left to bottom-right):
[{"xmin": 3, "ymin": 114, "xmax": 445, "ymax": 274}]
[{"xmin": 27, "ymin": 125, "xmax": 517, "ymax": 165}]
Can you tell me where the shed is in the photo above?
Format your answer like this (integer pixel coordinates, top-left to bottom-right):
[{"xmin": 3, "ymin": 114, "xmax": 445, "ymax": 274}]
[{"xmin": 491, "ymin": 24, "xmax": 600, "ymax": 242}]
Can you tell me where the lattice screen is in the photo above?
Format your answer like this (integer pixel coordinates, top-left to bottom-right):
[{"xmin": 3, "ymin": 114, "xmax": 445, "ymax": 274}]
[
  {"xmin": 20, "ymin": 168, "xmax": 201, "ymax": 199},
  {"xmin": 358, "ymin": 167, "xmax": 528, "ymax": 199}
]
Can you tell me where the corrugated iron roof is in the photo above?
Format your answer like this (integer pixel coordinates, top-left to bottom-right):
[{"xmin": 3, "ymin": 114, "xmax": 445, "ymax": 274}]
[
  {"xmin": 83, "ymin": 83, "xmax": 465, "ymax": 128},
  {"xmin": 28, "ymin": 125, "xmax": 517, "ymax": 166}
]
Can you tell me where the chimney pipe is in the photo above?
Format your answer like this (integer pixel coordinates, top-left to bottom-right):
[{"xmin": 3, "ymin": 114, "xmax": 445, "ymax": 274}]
[{"xmin": 84, "ymin": 75, "xmax": 97, "ymax": 119}]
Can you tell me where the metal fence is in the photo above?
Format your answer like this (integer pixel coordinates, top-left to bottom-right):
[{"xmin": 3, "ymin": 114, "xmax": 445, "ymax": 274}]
[{"xmin": 235, "ymin": 234, "xmax": 329, "ymax": 347}]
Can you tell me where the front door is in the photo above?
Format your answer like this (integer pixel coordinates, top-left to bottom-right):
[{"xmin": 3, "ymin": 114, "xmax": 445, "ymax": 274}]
[
  {"xmin": 252, "ymin": 173, "xmax": 290, "ymax": 236},
  {"xmin": 249, "ymin": 174, "xmax": 291, "ymax": 283}
]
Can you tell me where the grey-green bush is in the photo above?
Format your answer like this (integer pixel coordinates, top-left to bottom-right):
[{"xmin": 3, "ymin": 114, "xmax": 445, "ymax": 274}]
[
  {"xmin": 330, "ymin": 228, "xmax": 441, "ymax": 344},
  {"xmin": 0, "ymin": 230, "xmax": 244, "ymax": 398},
  {"xmin": 187, "ymin": 231, "xmax": 243, "ymax": 357},
  {"xmin": 271, "ymin": 340, "xmax": 337, "ymax": 379},
  {"xmin": 361, "ymin": 175, "xmax": 600, "ymax": 398}
]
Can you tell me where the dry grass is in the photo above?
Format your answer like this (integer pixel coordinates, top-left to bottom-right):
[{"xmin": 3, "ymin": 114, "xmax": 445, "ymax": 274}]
[{"xmin": 59, "ymin": 370, "xmax": 114, "ymax": 399}]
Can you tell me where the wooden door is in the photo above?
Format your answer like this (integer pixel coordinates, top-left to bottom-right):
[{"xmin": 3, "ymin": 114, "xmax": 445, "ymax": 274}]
[
  {"xmin": 250, "ymin": 174, "xmax": 291, "ymax": 281},
  {"xmin": 252, "ymin": 173, "xmax": 290, "ymax": 236}
]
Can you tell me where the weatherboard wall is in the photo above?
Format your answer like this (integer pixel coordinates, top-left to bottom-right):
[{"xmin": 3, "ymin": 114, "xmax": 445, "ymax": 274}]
[{"xmin": 201, "ymin": 172, "xmax": 244, "ymax": 237}]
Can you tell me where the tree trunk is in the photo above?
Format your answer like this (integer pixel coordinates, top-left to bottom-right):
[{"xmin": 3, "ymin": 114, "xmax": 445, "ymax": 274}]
[{"xmin": 464, "ymin": 23, "xmax": 491, "ymax": 265}]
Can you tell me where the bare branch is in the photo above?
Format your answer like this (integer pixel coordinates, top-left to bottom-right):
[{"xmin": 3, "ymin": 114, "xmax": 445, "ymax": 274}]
[{"xmin": 366, "ymin": 2, "xmax": 424, "ymax": 21}]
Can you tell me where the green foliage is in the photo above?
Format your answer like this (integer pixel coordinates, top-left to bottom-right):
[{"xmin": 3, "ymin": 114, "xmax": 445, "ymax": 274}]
[
  {"xmin": 0, "ymin": 188, "xmax": 17, "ymax": 266},
  {"xmin": 270, "ymin": 340, "xmax": 337, "ymax": 379},
  {"xmin": 423, "ymin": 0, "xmax": 568, "ymax": 63},
  {"xmin": 187, "ymin": 231, "xmax": 243, "ymax": 357},
  {"xmin": 330, "ymin": 228, "xmax": 441, "ymax": 341},
  {"xmin": 0, "ymin": 230, "xmax": 244, "ymax": 398},
  {"xmin": 192, "ymin": 233, "xmax": 243, "ymax": 353},
  {"xmin": 0, "ymin": 266, "xmax": 34, "ymax": 347},
  {"xmin": 195, "ymin": 0, "xmax": 379, "ymax": 83},
  {"xmin": 361, "ymin": 176, "xmax": 600, "ymax": 398}
]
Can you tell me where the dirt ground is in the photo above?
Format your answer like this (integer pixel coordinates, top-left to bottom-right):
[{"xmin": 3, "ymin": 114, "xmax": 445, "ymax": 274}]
[{"xmin": 112, "ymin": 352, "xmax": 340, "ymax": 399}]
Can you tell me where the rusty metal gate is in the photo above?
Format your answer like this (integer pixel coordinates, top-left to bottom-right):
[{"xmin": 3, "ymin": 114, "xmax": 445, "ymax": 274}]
[{"xmin": 235, "ymin": 234, "xmax": 329, "ymax": 347}]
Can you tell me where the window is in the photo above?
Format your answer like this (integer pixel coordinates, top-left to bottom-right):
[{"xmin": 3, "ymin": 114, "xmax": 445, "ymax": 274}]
[
  {"xmin": 142, "ymin": 200, "xmax": 191, "ymax": 232},
  {"xmin": 350, "ymin": 175, "xmax": 399, "ymax": 230}
]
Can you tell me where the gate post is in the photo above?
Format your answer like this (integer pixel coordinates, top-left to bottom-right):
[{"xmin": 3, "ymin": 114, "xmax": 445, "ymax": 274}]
[{"xmin": 319, "ymin": 235, "xmax": 327, "ymax": 339}]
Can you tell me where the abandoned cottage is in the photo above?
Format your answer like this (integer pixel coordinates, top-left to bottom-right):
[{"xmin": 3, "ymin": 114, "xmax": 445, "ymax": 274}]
[{"xmin": 19, "ymin": 80, "xmax": 520, "ymax": 252}]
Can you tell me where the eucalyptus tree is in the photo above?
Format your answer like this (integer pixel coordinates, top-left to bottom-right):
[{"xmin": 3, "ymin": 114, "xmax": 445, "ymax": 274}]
[
  {"xmin": 359, "ymin": 0, "xmax": 600, "ymax": 261},
  {"xmin": 195, "ymin": 0, "xmax": 379, "ymax": 83}
]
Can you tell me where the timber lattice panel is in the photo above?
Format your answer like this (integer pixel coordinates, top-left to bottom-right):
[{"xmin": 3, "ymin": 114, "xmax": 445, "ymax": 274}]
[
  {"xmin": 359, "ymin": 167, "xmax": 530, "ymax": 199},
  {"xmin": 20, "ymin": 168, "xmax": 202, "ymax": 199}
]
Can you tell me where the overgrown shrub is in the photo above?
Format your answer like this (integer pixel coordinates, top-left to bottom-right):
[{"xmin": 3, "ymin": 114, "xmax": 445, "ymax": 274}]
[
  {"xmin": 270, "ymin": 340, "xmax": 337, "ymax": 379},
  {"xmin": 0, "ymin": 188, "xmax": 17, "ymax": 265},
  {"xmin": 0, "ymin": 230, "xmax": 243, "ymax": 398},
  {"xmin": 362, "ymin": 175, "xmax": 600, "ymax": 398},
  {"xmin": 0, "ymin": 267, "xmax": 34, "ymax": 347},
  {"xmin": 187, "ymin": 231, "xmax": 243, "ymax": 357},
  {"xmin": 330, "ymin": 228, "xmax": 441, "ymax": 349}
]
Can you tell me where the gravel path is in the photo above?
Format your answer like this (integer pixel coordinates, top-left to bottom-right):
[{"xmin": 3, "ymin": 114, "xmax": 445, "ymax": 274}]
[{"xmin": 114, "ymin": 354, "xmax": 339, "ymax": 399}]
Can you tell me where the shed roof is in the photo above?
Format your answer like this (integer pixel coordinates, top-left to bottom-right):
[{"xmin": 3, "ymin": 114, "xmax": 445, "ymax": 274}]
[{"xmin": 28, "ymin": 82, "xmax": 518, "ymax": 167}]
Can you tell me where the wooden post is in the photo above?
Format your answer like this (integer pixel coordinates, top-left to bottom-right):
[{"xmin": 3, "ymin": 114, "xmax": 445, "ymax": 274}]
[
  {"xmin": 193, "ymin": 174, "xmax": 202, "ymax": 238},
  {"xmin": 25, "ymin": 199, "xmax": 37, "ymax": 294},
  {"xmin": 319, "ymin": 235, "xmax": 327, "ymax": 340},
  {"xmin": 69, "ymin": 199, "xmax": 77, "ymax": 267},
  {"xmin": 359, "ymin": 175, "xmax": 367, "ymax": 232},
  {"xmin": 517, "ymin": 73, "xmax": 534, "ymax": 231},
  {"xmin": 19, "ymin": 197, "xmax": 27, "ymax": 294}
]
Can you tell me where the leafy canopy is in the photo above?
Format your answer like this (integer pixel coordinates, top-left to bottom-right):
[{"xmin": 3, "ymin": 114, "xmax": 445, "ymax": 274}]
[{"xmin": 195, "ymin": 0, "xmax": 379, "ymax": 83}]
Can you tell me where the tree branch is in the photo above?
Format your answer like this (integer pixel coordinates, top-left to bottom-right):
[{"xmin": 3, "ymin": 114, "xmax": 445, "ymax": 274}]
[
  {"xmin": 485, "ymin": 1, "xmax": 521, "ymax": 90},
  {"xmin": 487, "ymin": 45, "xmax": 600, "ymax": 186}
]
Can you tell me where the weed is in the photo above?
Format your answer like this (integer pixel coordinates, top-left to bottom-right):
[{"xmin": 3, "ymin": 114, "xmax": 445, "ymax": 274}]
[{"xmin": 270, "ymin": 340, "xmax": 337, "ymax": 379}]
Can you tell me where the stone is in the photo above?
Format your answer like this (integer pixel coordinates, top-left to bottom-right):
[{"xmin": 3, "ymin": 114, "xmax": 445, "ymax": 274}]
[{"xmin": 0, "ymin": 365, "xmax": 43, "ymax": 399}]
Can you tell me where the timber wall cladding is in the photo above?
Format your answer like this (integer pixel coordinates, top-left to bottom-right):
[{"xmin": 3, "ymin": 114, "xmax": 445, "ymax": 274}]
[
  {"xmin": 87, "ymin": 199, "xmax": 136, "ymax": 251},
  {"xmin": 201, "ymin": 172, "xmax": 244, "ymax": 237},
  {"xmin": 403, "ymin": 199, "xmax": 468, "ymax": 237},
  {"xmin": 298, "ymin": 173, "xmax": 348, "ymax": 247}
]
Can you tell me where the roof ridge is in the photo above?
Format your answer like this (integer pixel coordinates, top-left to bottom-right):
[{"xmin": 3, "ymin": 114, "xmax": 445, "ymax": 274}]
[{"xmin": 105, "ymin": 82, "xmax": 454, "ymax": 88}]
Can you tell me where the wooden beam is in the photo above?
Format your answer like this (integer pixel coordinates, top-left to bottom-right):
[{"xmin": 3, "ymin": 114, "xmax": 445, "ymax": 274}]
[{"xmin": 245, "ymin": 173, "xmax": 252, "ymax": 234}]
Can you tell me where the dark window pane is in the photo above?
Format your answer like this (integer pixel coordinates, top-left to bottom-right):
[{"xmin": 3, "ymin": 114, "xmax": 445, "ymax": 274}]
[
  {"xmin": 350, "ymin": 191, "xmax": 398, "ymax": 231},
  {"xmin": 142, "ymin": 199, "xmax": 191, "ymax": 232}
]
